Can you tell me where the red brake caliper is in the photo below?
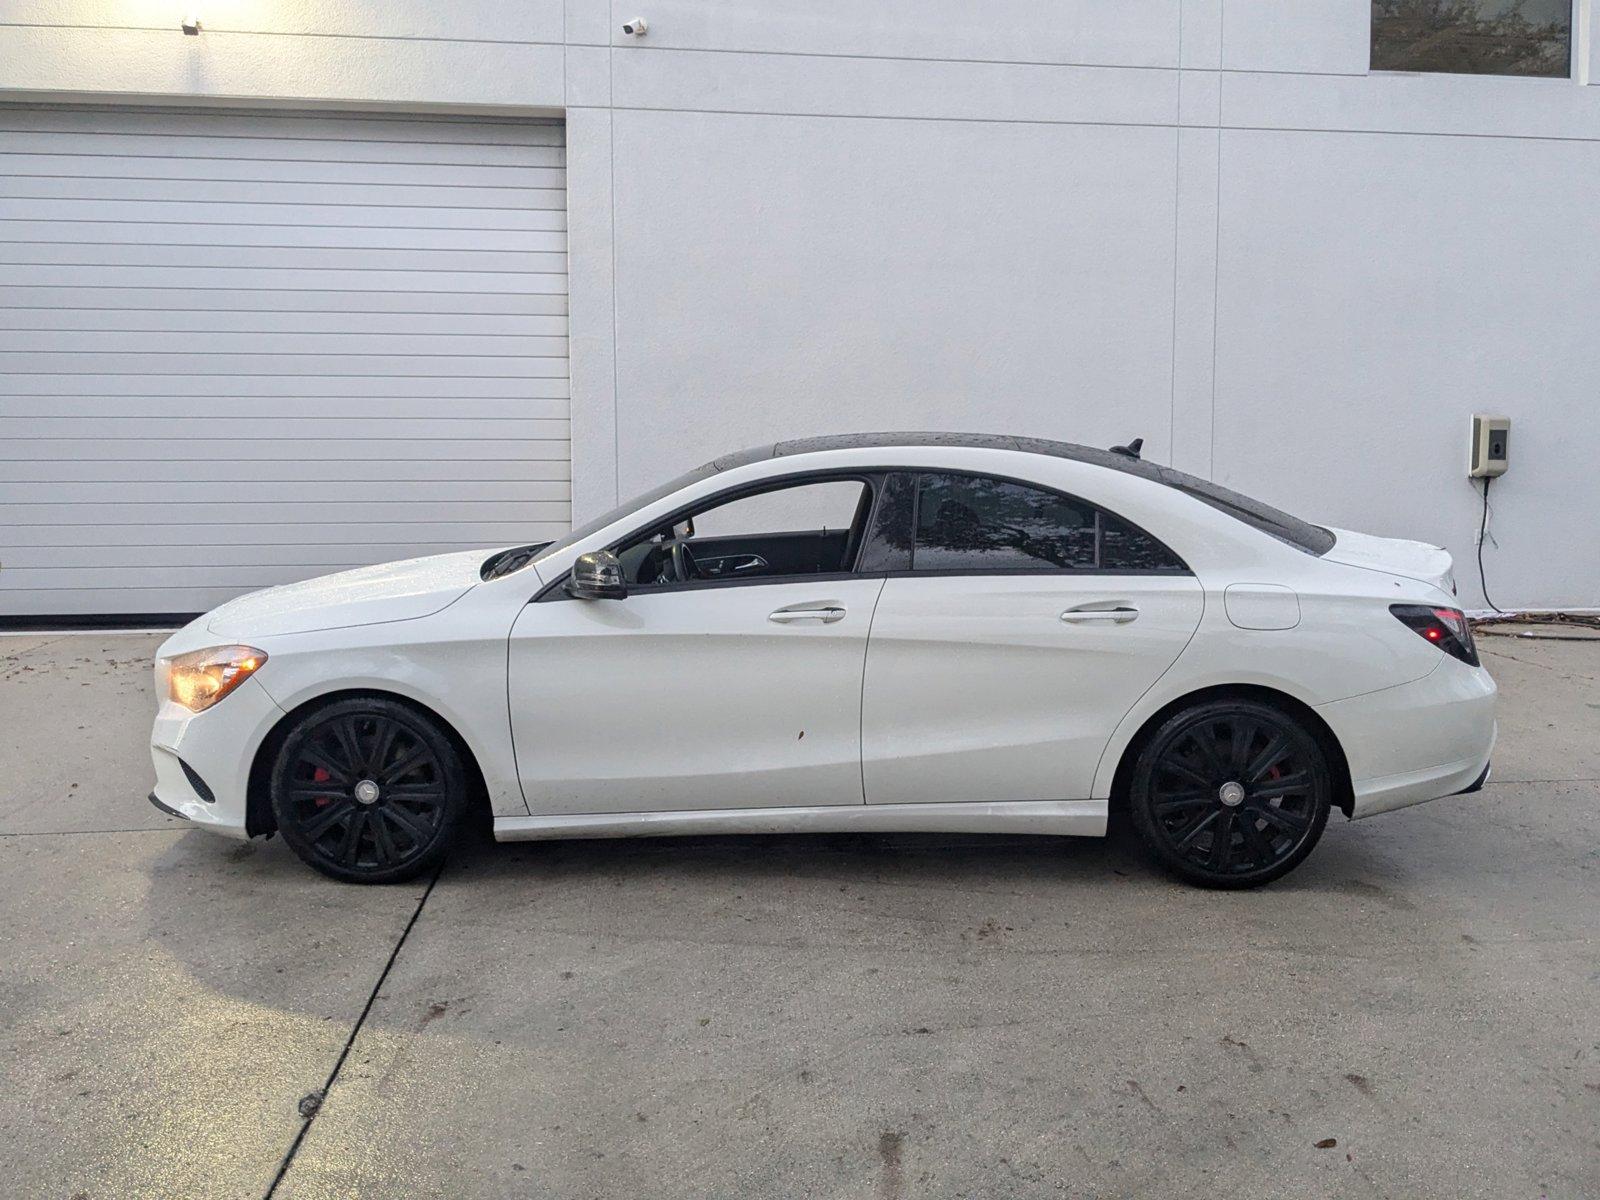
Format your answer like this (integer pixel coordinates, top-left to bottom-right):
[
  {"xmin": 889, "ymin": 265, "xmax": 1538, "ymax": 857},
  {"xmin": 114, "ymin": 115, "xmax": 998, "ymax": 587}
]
[{"xmin": 312, "ymin": 765, "xmax": 333, "ymax": 806}]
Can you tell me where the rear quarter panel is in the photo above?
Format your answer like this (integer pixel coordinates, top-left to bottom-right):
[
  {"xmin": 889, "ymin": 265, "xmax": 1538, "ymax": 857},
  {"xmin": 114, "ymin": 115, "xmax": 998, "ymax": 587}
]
[{"xmin": 1089, "ymin": 559, "xmax": 1457, "ymax": 800}]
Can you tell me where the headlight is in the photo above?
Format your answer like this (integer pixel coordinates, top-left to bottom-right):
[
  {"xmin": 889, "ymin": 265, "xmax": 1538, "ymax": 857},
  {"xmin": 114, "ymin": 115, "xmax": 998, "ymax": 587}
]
[{"xmin": 162, "ymin": 645, "xmax": 268, "ymax": 713}]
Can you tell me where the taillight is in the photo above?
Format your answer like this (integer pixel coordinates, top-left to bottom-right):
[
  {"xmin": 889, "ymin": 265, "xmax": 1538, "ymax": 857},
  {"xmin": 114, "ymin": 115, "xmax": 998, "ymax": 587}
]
[{"xmin": 1390, "ymin": 604, "xmax": 1479, "ymax": 667}]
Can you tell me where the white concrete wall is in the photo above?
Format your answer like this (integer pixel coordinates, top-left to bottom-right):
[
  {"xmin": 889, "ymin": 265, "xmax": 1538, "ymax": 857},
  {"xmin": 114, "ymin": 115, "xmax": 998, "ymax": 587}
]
[{"xmin": 4, "ymin": 0, "xmax": 1599, "ymax": 607}]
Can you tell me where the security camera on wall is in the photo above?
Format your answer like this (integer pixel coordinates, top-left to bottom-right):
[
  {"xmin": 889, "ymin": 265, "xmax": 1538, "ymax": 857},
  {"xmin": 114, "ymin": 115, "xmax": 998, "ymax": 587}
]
[{"xmin": 621, "ymin": 17, "xmax": 647, "ymax": 36}]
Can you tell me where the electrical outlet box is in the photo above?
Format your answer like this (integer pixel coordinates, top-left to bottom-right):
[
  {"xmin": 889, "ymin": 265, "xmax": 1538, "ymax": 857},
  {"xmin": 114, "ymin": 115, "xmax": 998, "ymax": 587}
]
[{"xmin": 1469, "ymin": 415, "xmax": 1510, "ymax": 478}]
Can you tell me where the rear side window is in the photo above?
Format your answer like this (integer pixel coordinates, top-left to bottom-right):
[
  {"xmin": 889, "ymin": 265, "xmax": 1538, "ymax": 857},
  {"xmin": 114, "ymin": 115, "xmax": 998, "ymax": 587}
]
[
  {"xmin": 909, "ymin": 473, "xmax": 1185, "ymax": 573},
  {"xmin": 1099, "ymin": 512, "xmax": 1186, "ymax": 572}
]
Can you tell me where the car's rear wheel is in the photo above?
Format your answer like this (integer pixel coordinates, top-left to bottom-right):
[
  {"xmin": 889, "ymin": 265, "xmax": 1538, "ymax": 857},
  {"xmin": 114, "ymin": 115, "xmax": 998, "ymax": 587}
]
[
  {"xmin": 1128, "ymin": 698, "xmax": 1332, "ymax": 889},
  {"xmin": 270, "ymin": 696, "xmax": 468, "ymax": 884}
]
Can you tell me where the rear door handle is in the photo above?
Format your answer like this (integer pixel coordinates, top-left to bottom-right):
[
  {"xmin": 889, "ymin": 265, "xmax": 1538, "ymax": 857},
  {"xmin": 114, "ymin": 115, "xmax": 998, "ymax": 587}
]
[
  {"xmin": 1060, "ymin": 606, "xmax": 1140, "ymax": 624},
  {"xmin": 769, "ymin": 606, "xmax": 846, "ymax": 624}
]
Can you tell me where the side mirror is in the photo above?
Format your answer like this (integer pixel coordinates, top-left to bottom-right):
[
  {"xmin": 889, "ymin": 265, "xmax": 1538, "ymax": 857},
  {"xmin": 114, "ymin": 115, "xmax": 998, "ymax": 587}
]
[{"xmin": 566, "ymin": 550, "xmax": 627, "ymax": 600}]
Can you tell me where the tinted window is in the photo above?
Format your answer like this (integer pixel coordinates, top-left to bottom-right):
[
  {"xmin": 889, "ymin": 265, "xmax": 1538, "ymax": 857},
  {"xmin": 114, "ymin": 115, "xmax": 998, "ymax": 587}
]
[
  {"xmin": 914, "ymin": 475, "xmax": 1098, "ymax": 570},
  {"xmin": 1372, "ymin": 0, "xmax": 1571, "ymax": 78},
  {"xmin": 856, "ymin": 471, "xmax": 914, "ymax": 572},
  {"xmin": 1100, "ymin": 512, "xmax": 1186, "ymax": 572}
]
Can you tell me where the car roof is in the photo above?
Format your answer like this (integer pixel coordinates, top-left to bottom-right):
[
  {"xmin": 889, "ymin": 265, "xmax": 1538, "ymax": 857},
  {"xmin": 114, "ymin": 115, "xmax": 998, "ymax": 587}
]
[{"xmin": 715, "ymin": 431, "xmax": 1154, "ymax": 480}]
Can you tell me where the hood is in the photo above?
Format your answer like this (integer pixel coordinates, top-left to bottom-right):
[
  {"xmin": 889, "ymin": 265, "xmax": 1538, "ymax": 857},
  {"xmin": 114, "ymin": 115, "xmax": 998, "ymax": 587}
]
[
  {"xmin": 206, "ymin": 550, "xmax": 487, "ymax": 639},
  {"xmin": 1321, "ymin": 526, "xmax": 1456, "ymax": 594}
]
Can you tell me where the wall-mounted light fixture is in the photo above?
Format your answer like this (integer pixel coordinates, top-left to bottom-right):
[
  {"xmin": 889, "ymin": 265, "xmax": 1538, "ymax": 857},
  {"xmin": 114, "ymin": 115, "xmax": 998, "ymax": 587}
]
[{"xmin": 181, "ymin": 12, "xmax": 201, "ymax": 34}]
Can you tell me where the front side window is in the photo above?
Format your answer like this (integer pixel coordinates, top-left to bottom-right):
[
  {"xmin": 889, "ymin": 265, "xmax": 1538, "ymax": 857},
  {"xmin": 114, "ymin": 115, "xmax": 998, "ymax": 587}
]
[
  {"xmin": 615, "ymin": 478, "xmax": 872, "ymax": 588},
  {"xmin": 1371, "ymin": 0, "xmax": 1572, "ymax": 78},
  {"xmin": 909, "ymin": 473, "xmax": 1185, "ymax": 573}
]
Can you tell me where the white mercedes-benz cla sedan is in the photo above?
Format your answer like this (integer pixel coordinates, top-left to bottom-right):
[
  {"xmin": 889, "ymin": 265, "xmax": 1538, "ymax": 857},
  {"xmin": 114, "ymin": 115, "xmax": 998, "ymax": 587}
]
[{"xmin": 149, "ymin": 433, "xmax": 1495, "ymax": 889}]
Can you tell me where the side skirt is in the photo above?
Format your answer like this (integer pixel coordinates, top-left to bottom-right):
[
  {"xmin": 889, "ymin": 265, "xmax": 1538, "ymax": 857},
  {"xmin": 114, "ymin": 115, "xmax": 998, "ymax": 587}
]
[{"xmin": 493, "ymin": 799, "xmax": 1108, "ymax": 842}]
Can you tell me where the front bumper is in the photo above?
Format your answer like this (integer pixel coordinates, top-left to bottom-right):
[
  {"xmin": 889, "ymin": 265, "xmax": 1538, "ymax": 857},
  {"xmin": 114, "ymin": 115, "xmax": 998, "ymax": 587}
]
[
  {"xmin": 148, "ymin": 673, "xmax": 284, "ymax": 839},
  {"xmin": 1317, "ymin": 659, "xmax": 1497, "ymax": 820}
]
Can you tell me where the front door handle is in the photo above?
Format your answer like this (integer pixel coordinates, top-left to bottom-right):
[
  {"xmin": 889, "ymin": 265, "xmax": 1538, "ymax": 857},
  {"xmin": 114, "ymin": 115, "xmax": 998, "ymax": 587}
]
[
  {"xmin": 1060, "ymin": 606, "xmax": 1140, "ymax": 624},
  {"xmin": 769, "ymin": 606, "xmax": 846, "ymax": 624}
]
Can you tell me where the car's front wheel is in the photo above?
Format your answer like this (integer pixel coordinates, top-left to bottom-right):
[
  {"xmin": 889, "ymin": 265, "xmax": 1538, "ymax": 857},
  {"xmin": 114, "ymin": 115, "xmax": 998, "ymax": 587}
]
[
  {"xmin": 270, "ymin": 696, "xmax": 469, "ymax": 884},
  {"xmin": 1128, "ymin": 698, "xmax": 1333, "ymax": 889}
]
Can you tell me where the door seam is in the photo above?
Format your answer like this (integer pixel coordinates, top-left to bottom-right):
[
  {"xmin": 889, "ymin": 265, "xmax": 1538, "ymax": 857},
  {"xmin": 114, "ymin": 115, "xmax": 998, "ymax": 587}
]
[{"xmin": 857, "ymin": 576, "xmax": 889, "ymax": 805}]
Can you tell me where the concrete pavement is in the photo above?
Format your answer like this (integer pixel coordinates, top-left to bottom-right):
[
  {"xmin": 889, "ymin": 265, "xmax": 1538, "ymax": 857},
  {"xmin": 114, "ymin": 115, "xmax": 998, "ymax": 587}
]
[{"xmin": 1, "ymin": 631, "xmax": 1596, "ymax": 1198}]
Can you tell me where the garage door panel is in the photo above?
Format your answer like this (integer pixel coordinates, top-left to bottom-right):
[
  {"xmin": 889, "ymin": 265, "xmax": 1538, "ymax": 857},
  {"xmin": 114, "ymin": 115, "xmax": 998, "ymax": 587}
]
[
  {"xmin": 0, "ymin": 373, "xmax": 569, "ymax": 398},
  {"xmin": 0, "ymin": 131, "xmax": 564, "ymax": 168},
  {"xmin": 0, "ymin": 415, "xmax": 569, "ymax": 440},
  {"xmin": 0, "ymin": 108, "xmax": 567, "ymax": 147},
  {"xmin": 8, "ymin": 437, "xmax": 567, "ymax": 461},
  {"xmin": 3, "ymin": 499, "xmax": 570, "ymax": 526},
  {"xmin": 1, "ymin": 519, "xmax": 555, "ymax": 549},
  {"xmin": 0, "ymin": 542, "xmax": 517, "ymax": 571},
  {"xmin": 1, "ymin": 353, "xmax": 568, "ymax": 377},
  {"xmin": 0, "ymin": 244, "xmax": 569, "ymax": 274},
  {"xmin": 0, "ymin": 107, "xmax": 568, "ymax": 617},
  {"xmin": 0, "ymin": 288, "xmax": 567, "ymax": 316},
  {"xmin": 0, "ymin": 222, "xmax": 567, "ymax": 253},
  {"xmin": 0, "ymin": 332, "xmax": 568, "ymax": 357},
  {"xmin": 0, "ymin": 265, "xmax": 567, "ymax": 294},
  {"xmin": 0, "ymin": 175, "xmax": 562, "ymax": 209},
  {"xmin": 0, "ymin": 478, "xmax": 571, "ymax": 504},
  {"xmin": 2, "ymin": 153, "xmax": 565, "ymax": 190},
  {"xmin": 0, "ymin": 457, "xmax": 570, "ymax": 484},
  {"xmin": 0, "ymin": 397, "xmax": 570, "ymax": 422},
  {"xmin": 0, "ymin": 198, "xmax": 567, "ymax": 230},
  {"xmin": 0, "ymin": 588, "xmax": 271, "ymax": 616},
  {"xmin": 1, "ymin": 310, "xmax": 567, "ymax": 337}
]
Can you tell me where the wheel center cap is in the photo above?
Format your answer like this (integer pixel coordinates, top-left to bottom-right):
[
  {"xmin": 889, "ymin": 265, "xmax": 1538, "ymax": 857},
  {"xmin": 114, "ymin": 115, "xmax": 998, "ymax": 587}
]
[
  {"xmin": 354, "ymin": 779, "xmax": 381, "ymax": 805},
  {"xmin": 1218, "ymin": 781, "xmax": 1245, "ymax": 807}
]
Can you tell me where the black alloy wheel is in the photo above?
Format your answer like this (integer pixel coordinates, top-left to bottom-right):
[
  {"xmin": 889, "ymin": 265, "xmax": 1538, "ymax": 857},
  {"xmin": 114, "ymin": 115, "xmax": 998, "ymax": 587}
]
[
  {"xmin": 1129, "ymin": 698, "xmax": 1332, "ymax": 889},
  {"xmin": 270, "ymin": 696, "xmax": 468, "ymax": 884}
]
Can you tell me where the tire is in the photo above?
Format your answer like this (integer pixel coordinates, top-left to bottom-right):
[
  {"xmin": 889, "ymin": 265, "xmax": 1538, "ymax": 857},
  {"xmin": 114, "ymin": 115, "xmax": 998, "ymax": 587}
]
[
  {"xmin": 1128, "ymin": 698, "xmax": 1332, "ymax": 889},
  {"xmin": 270, "ymin": 696, "xmax": 470, "ymax": 884}
]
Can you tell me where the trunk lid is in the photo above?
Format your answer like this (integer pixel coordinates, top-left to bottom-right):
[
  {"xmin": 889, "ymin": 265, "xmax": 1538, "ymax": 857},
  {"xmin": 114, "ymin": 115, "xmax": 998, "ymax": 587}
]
[{"xmin": 1321, "ymin": 526, "xmax": 1456, "ymax": 594}]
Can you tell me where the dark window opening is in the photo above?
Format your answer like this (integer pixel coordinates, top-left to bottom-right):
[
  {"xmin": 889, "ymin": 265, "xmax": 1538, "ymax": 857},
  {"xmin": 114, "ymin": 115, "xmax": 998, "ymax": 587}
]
[
  {"xmin": 615, "ymin": 477, "xmax": 874, "ymax": 589},
  {"xmin": 1099, "ymin": 512, "xmax": 1187, "ymax": 572},
  {"xmin": 856, "ymin": 471, "xmax": 914, "ymax": 573},
  {"xmin": 1371, "ymin": 0, "xmax": 1572, "ymax": 78},
  {"xmin": 909, "ymin": 473, "xmax": 1186, "ymax": 574}
]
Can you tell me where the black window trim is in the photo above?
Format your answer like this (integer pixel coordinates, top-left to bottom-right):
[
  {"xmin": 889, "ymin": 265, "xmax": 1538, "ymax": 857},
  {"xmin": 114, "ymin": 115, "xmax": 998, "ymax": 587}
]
[{"xmin": 533, "ymin": 464, "xmax": 1193, "ymax": 603}]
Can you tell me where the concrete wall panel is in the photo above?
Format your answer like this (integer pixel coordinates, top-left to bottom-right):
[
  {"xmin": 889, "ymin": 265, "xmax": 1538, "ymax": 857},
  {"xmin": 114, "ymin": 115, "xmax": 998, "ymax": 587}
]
[
  {"xmin": 1214, "ymin": 128, "xmax": 1600, "ymax": 608},
  {"xmin": 609, "ymin": 109, "xmax": 1179, "ymax": 489}
]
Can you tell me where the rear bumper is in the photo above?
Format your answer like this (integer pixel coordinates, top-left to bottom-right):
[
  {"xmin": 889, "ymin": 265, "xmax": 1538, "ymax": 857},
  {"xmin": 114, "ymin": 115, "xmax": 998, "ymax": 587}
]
[{"xmin": 1317, "ymin": 659, "xmax": 1497, "ymax": 820}]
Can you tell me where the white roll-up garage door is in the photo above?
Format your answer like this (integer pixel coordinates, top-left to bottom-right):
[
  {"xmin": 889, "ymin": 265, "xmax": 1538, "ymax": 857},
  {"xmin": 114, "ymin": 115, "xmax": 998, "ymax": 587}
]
[{"xmin": 0, "ymin": 105, "xmax": 568, "ymax": 620}]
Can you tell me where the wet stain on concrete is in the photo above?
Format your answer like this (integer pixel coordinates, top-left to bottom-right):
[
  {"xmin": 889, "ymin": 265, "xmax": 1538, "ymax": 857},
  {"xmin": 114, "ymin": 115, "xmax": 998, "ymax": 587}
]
[
  {"xmin": 877, "ymin": 1130, "xmax": 904, "ymax": 1200},
  {"xmin": 1221, "ymin": 1034, "xmax": 1266, "ymax": 1074}
]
